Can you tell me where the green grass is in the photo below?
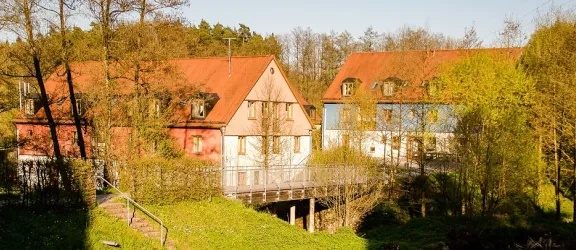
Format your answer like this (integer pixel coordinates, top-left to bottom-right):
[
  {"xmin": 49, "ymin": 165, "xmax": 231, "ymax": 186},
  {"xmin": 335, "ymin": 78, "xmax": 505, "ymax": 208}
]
[
  {"xmin": 0, "ymin": 206, "xmax": 158, "ymax": 250},
  {"xmin": 145, "ymin": 198, "xmax": 368, "ymax": 249}
]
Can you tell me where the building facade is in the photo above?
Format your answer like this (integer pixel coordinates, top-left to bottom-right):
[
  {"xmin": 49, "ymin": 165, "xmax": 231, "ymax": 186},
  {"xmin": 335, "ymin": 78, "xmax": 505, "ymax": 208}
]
[{"xmin": 321, "ymin": 48, "xmax": 522, "ymax": 164}]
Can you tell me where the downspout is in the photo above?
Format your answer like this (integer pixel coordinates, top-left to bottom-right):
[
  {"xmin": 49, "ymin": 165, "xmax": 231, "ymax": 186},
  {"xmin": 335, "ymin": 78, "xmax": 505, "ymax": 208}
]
[
  {"xmin": 322, "ymin": 105, "xmax": 326, "ymax": 150},
  {"xmin": 308, "ymin": 129, "xmax": 313, "ymax": 161},
  {"xmin": 220, "ymin": 126, "xmax": 226, "ymax": 188}
]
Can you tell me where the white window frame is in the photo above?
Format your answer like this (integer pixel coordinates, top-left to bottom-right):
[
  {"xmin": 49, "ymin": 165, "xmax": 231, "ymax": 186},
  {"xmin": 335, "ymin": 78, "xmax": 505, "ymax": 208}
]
[
  {"xmin": 342, "ymin": 82, "xmax": 353, "ymax": 97},
  {"xmin": 192, "ymin": 100, "xmax": 205, "ymax": 118},
  {"xmin": 286, "ymin": 103, "xmax": 294, "ymax": 120},
  {"xmin": 25, "ymin": 99, "xmax": 35, "ymax": 116},
  {"xmin": 192, "ymin": 136, "xmax": 203, "ymax": 154},
  {"xmin": 382, "ymin": 82, "xmax": 394, "ymax": 96},
  {"xmin": 238, "ymin": 136, "xmax": 246, "ymax": 155},
  {"xmin": 294, "ymin": 136, "xmax": 300, "ymax": 153},
  {"xmin": 248, "ymin": 101, "xmax": 256, "ymax": 119}
]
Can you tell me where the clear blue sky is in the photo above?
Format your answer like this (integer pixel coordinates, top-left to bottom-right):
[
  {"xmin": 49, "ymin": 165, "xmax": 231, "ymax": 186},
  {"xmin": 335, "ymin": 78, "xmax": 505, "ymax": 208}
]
[{"xmin": 178, "ymin": 0, "xmax": 575, "ymax": 44}]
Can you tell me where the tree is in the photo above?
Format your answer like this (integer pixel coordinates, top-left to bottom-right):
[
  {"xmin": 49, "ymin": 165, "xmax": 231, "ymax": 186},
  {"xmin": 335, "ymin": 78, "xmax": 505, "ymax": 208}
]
[
  {"xmin": 495, "ymin": 16, "xmax": 525, "ymax": 48},
  {"xmin": 459, "ymin": 24, "xmax": 482, "ymax": 49},
  {"xmin": 442, "ymin": 52, "xmax": 537, "ymax": 216},
  {"xmin": 521, "ymin": 17, "xmax": 576, "ymax": 221},
  {"xmin": 0, "ymin": 0, "xmax": 72, "ymax": 190},
  {"xmin": 359, "ymin": 26, "xmax": 379, "ymax": 52}
]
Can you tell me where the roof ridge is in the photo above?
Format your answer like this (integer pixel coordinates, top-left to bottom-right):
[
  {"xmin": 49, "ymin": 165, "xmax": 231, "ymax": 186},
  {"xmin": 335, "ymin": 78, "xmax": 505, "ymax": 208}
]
[{"xmin": 351, "ymin": 47, "xmax": 522, "ymax": 55}]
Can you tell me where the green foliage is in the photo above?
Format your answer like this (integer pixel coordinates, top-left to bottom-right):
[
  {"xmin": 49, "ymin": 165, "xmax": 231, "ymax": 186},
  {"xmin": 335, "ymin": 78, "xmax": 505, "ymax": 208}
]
[
  {"xmin": 120, "ymin": 156, "xmax": 220, "ymax": 204},
  {"xmin": 309, "ymin": 147, "xmax": 378, "ymax": 166},
  {"xmin": 441, "ymin": 52, "xmax": 538, "ymax": 215}
]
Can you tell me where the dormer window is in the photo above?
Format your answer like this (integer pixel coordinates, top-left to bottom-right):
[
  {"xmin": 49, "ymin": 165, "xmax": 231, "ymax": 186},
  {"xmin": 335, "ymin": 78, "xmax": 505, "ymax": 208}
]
[
  {"xmin": 191, "ymin": 100, "xmax": 205, "ymax": 118},
  {"xmin": 310, "ymin": 108, "xmax": 316, "ymax": 120},
  {"xmin": 382, "ymin": 82, "xmax": 394, "ymax": 96},
  {"xmin": 25, "ymin": 99, "xmax": 35, "ymax": 116},
  {"xmin": 341, "ymin": 78, "xmax": 361, "ymax": 97},
  {"xmin": 342, "ymin": 82, "xmax": 353, "ymax": 97}
]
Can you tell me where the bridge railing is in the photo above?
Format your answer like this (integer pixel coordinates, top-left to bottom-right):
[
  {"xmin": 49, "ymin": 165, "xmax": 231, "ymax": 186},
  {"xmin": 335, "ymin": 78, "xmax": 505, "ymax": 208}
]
[{"xmin": 222, "ymin": 164, "xmax": 383, "ymax": 199}]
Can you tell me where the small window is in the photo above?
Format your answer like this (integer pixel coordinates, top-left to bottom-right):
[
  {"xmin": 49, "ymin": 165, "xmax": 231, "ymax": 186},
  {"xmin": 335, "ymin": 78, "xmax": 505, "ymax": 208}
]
[
  {"xmin": 294, "ymin": 136, "xmax": 301, "ymax": 153},
  {"xmin": 382, "ymin": 109, "xmax": 392, "ymax": 123},
  {"xmin": 392, "ymin": 136, "xmax": 401, "ymax": 150},
  {"xmin": 27, "ymin": 130, "xmax": 32, "ymax": 136},
  {"xmin": 25, "ymin": 99, "xmax": 35, "ymax": 116},
  {"xmin": 408, "ymin": 109, "xmax": 416, "ymax": 118},
  {"xmin": 273, "ymin": 102, "xmax": 280, "ymax": 119},
  {"xmin": 248, "ymin": 101, "xmax": 256, "ymax": 119},
  {"xmin": 342, "ymin": 134, "xmax": 350, "ymax": 148},
  {"xmin": 310, "ymin": 108, "xmax": 316, "ymax": 120},
  {"xmin": 192, "ymin": 136, "xmax": 203, "ymax": 154},
  {"xmin": 238, "ymin": 136, "xmax": 246, "ymax": 155},
  {"xmin": 427, "ymin": 109, "xmax": 438, "ymax": 124},
  {"xmin": 382, "ymin": 135, "xmax": 387, "ymax": 144},
  {"xmin": 370, "ymin": 81, "xmax": 379, "ymax": 90},
  {"xmin": 262, "ymin": 102, "xmax": 269, "ymax": 118},
  {"xmin": 286, "ymin": 103, "xmax": 294, "ymax": 120},
  {"xmin": 262, "ymin": 136, "xmax": 269, "ymax": 154},
  {"xmin": 370, "ymin": 146, "xmax": 376, "ymax": 153},
  {"xmin": 342, "ymin": 82, "xmax": 353, "ymax": 97},
  {"xmin": 382, "ymin": 82, "xmax": 394, "ymax": 96},
  {"xmin": 72, "ymin": 131, "xmax": 78, "ymax": 146},
  {"xmin": 273, "ymin": 136, "xmax": 280, "ymax": 154},
  {"xmin": 341, "ymin": 107, "xmax": 352, "ymax": 123},
  {"xmin": 425, "ymin": 136, "xmax": 436, "ymax": 151},
  {"xmin": 191, "ymin": 100, "xmax": 205, "ymax": 118}
]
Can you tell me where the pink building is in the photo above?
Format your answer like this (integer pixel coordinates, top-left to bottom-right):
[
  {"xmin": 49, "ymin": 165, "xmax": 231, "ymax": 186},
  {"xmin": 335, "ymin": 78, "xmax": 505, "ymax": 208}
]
[{"xmin": 14, "ymin": 56, "xmax": 315, "ymax": 178}]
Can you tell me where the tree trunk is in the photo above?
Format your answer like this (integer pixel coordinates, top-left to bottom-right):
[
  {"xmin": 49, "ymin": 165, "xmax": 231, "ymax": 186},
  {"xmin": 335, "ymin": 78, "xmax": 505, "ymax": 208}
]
[
  {"xmin": 23, "ymin": 0, "xmax": 71, "ymax": 191},
  {"xmin": 553, "ymin": 115, "xmax": 561, "ymax": 220},
  {"xmin": 60, "ymin": 0, "xmax": 87, "ymax": 160}
]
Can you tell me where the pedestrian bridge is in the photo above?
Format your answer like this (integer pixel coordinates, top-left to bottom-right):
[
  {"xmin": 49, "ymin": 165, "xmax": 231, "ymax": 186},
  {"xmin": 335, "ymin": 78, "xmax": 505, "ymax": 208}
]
[{"xmin": 222, "ymin": 165, "xmax": 383, "ymax": 204}]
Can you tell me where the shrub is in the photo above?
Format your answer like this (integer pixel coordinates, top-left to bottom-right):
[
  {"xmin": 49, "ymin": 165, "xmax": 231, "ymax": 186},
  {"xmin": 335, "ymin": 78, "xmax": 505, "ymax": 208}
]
[{"xmin": 119, "ymin": 156, "xmax": 221, "ymax": 204}]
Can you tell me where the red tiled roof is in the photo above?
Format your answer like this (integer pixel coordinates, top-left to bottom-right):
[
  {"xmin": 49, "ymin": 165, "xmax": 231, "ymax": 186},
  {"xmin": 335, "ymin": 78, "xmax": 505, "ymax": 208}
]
[
  {"xmin": 16, "ymin": 56, "xmax": 297, "ymax": 126},
  {"xmin": 322, "ymin": 48, "xmax": 523, "ymax": 103}
]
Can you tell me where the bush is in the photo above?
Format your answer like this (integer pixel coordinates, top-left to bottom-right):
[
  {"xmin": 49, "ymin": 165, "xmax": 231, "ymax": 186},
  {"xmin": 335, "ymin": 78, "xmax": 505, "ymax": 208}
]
[{"xmin": 120, "ymin": 156, "xmax": 221, "ymax": 204}]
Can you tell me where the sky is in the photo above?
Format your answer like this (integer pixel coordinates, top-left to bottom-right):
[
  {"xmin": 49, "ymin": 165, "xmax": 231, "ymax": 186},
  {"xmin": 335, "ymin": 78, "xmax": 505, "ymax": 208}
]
[
  {"xmin": 2, "ymin": 0, "xmax": 575, "ymax": 44},
  {"xmin": 175, "ymin": 0, "xmax": 576, "ymax": 44}
]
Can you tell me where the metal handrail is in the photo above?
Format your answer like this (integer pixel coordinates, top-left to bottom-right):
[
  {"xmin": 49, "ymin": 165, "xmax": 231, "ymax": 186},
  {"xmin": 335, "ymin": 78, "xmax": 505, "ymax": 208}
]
[{"xmin": 95, "ymin": 176, "xmax": 166, "ymax": 247}]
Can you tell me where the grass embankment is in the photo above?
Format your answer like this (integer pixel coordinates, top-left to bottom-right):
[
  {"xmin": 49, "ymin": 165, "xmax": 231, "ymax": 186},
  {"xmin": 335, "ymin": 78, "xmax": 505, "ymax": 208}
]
[
  {"xmin": 146, "ymin": 198, "xmax": 368, "ymax": 249},
  {"xmin": 0, "ymin": 206, "xmax": 157, "ymax": 249}
]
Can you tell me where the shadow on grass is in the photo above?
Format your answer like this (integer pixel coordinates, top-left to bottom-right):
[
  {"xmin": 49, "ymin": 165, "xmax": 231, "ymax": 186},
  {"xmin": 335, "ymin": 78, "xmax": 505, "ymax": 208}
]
[{"xmin": 359, "ymin": 205, "xmax": 576, "ymax": 250}]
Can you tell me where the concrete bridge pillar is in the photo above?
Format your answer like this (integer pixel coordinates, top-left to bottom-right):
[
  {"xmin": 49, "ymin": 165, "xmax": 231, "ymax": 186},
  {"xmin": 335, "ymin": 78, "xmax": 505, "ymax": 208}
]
[
  {"xmin": 289, "ymin": 204, "xmax": 296, "ymax": 225},
  {"xmin": 308, "ymin": 198, "xmax": 315, "ymax": 233}
]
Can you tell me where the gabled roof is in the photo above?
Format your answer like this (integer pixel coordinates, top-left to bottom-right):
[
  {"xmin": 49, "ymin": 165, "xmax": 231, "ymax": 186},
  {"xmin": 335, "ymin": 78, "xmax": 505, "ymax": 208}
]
[
  {"xmin": 322, "ymin": 48, "xmax": 523, "ymax": 103},
  {"xmin": 15, "ymin": 56, "xmax": 315, "ymax": 128}
]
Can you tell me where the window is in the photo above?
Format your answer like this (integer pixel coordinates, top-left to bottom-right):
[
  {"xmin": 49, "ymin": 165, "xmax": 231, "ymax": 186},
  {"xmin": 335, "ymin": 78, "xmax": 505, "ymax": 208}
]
[
  {"xmin": 425, "ymin": 136, "xmax": 437, "ymax": 151},
  {"xmin": 382, "ymin": 109, "xmax": 392, "ymax": 123},
  {"xmin": 382, "ymin": 82, "xmax": 394, "ymax": 96},
  {"xmin": 262, "ymin": 102, "xmax": 269, "ymax": 118},
  {"xmin": 72, "ymin": 131, "xmax": 78, "ymax": 146},
  {"xmin": 310, "ymin": 108, "xmax": 316, "ymax": 120},
  {"xmin": 382, "ymin": 135, "xmax": 387, "ymax": 144},
  {"xmin": 192, "ymin": 136, "xmax": 203, "ymax": 154},
  {"xmin": 273, "ymin": 103, "xmax": 280, "ymax": 132},
  {"xmin": 370, "ymin": 146, "xmax": 376, "ymax": 153},
  {"xmin": 191, "ymin": 100, "xmax": 205, "ymax": 118},
  {"xmin": 427, "ymin": 109, "xmax": 438, "ymax": 124},
  {"xmin": 273, "ymin": 136, "xmax": 280, "ymax": 154},
  {"xmin": 286, "ymin": 103, "xmax": 294, "ymax": 120},
  {"xmin": 341, "ymin": 108, "xmax": 352, "ymax": 123},
  {"xmin": 392, "ymin": 136, "xmax": 401, "ymax": 150},
  {"xmin": 25, "ymin": 99, "xmax": 35, "ymax": 116},
  {"xmin": 408, "ymin": 109, "xmax": 416, "ymax": 118},
  {"xmin": 342, "ymin": 82, "xmax": 353, "ymax": 97},
  {"xmin": 342, "ymin": 134, "xmax": 350, "ymax": 148},
  {"xmin": 238, "ymin": 136, "xmax": 246, "ymax": 155},
  {"xmin": 294, "ymin": 136, "xmax": 301, "ymax": 153},
  {"xmin": 27, "ymin": 130, "xmax": 32, "ymax": 136},
  {"xmin": 262, "ymin": 136, "xmax": 269, "ymax": 154},
  {"xmin": 248, "ymin": 101, "xmax": 256, "ymax": 119}
]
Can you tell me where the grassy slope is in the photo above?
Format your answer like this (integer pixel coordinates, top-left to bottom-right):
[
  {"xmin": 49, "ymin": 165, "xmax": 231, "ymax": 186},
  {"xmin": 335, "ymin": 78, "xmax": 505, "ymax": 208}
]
[
  {"xmin": 538, "ymin": 183, "xmax": 574, "ymax": 222},
  {"xmin": 0, "ymin": 207, "xmax": 157, "ymax": 250},
  {"xmin": 146, "ymin": 198, "xmax": 368, "ymax": 249}
]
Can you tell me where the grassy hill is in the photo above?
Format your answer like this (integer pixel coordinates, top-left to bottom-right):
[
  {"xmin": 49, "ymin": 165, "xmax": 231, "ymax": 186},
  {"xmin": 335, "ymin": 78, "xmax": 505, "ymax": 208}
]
[{"xmin": 145, "ymin": 198, "xmax": 368, "ymax": 249}]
